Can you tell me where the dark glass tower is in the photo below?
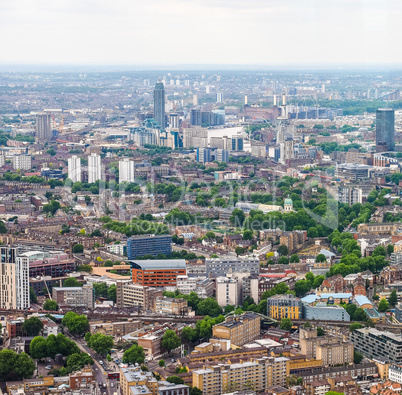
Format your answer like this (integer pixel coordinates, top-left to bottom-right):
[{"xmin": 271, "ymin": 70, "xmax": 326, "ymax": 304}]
[
  {"xmin": 154, "ymin": 82, "xmax": 165, "ymax": 129},
  {"xmin": 376, "ymin": 108, "xmax": 395, "ymax": 150}
]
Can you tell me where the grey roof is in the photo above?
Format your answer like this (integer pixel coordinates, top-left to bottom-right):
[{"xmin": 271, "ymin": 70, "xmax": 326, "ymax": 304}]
[{"xmin": 128, "ymin": 259, "xmax": 186, "ymax": 270}]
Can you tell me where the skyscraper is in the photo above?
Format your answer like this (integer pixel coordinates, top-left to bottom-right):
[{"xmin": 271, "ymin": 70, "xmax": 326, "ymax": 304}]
[
  {"xmin": 88, "ymin": 153, "xmax": 102, "ymax": 183},
  {"xmin": 119, "ymin": 158, "xmax": 135, "ymax": 183},
  {"xmin": 376, "ymin": 108, "xmax": 395, "ymax": 151},
  {"xmin": 68, "ymin": 155, "xmax": 81, "ymax": 182},
  {"xmin": 231, "ymin": 135, "xmax": 244, "ymax": 151},
  {"xmin": 154, "ymin": 82, "xmax": 165, "ymax": 129},
  {"xmin": 0, "ymin": 247, "xmax": 29, "ymax": 310},
  {"xmin": 36, "ymin": 113, "xmax": 52, "ymax": 140}
]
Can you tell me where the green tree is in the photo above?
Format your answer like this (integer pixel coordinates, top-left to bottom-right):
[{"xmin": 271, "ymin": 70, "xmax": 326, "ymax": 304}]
[
  {"xmin": 229, "ymin": 208, "xmax": 245, "ymax": 227},
  {"xmin": 161, "ymin": 329, "xmax": 181, "ymax": 354},
  {"xmin": 72, "ymin": 244, "xmax": 84, "ymax": 253},
  {"xmin": 373, "ymin": 245, "xmax": 387, "ymax": 257},
  {"xmin": 93, "ymin": 283, "xmax": 108, "ymax": 298},
  {"xmin": 63, "ymin": 277, "xmax": 82, "ymax": 287},
  {"xmin": 388, "ymin": 290, "xmax": 398, "ymax": 307},
  {"xmin": 77, "ymin": 264, "xmax": 93, "ymax": 273},
  {"xmin": 107, "ymin": 285, "xmax": 117, "ymax": 303},
  {"xmin": 29, "ymin": 336, "xmax": 47, "ymax": 360},
  {"xmin": 235, "ymin": 246, "xmax": 245, "ymax": 256},
  {"xmin": 122, "ymin": 345, "xmax": 145, "ymax": 364},
  {"xmin": 197, "ymin": 298, "xmax": 222, "ymax": 316},
  {"xmin": 294, "ymin": 280, "xmax": 312, "ymax": 297},
  {"xmin": 277, "ymin": 244, "xmax": 289, "ymax": 256},
  {"xmin": 316, "ymin": 253, "xmax": 327, "ymax": 263},
  {"xmin": 307, "ymin": 227, "xmax": 318, "ymax": 238},
  {"xmin": 387, "ymin": 244, "xmax": 394, "ymax": 255},
  {"xmin": 378, "ymin": 298, "xmax": 390, "ymax": 312},
  {"xmin": 166, "ymin": 376, "xmax": 185, "ymax": 385},
  {"xmin": 181, "ymin": 326, "xmax": 197, "ymax": 344},
  {"xmin": 87, "ymin": 333, "xmax": 114, "ymax": 356},
  {"xmin": 280, "ymin": 318, "xmax": 293, "ymax": 331},
  {"xmin": 354, "ymin": 351, "xmax": 364, "ymax": 364},
  {"xmin": 30, "ymin": 287, "xmax": 37, "ymax": 303},
  {"xmin": 278, "ymin": 256, "xmax": 289, "ymax": 265},
  {"xmin": 289, "ymin": 254, "xmax": 299, "ymax": 263},
  {"xmin": 317, "ymin": 327, "xmax": 325, "ymax": 336},
  {"xmin": 14, "ymin": 352, "xmax": 36, "ymax": 378},
  {"xmin": 62, "ymin": 312, "xmax": 89, "ymax": 335},
  {"xmin": 43, "ymin": 299, "xmax": 58, "ymax": 311},
  {"xmin": 22, "ymin": 317, "xmax": 43, "ymax": 336},
  {"xmin": 0, "ymin": 221, "xmax": 7, "ymax": 234},
  {"xmin": 66, "ymin": 352, "xmax": 94, "ymax": 371},
  {"xmin": 190, "ymin": 387, "xmax": 203, "ymax": 395},
  {"xmin": 243, "ymin": 229, "xmax": 253, "ymax": 240},
  {"xmin": 158, "ymin": 359, "xmax": 165, "ymax": 367}
]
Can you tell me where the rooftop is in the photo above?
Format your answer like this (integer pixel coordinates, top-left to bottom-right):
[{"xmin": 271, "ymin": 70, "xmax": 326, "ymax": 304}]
[{"xmin": 128, "ymin": 259, "xmax": 186, "ymax": 270}]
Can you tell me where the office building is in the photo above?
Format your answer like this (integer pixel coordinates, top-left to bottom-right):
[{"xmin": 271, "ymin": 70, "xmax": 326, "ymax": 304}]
[
  {"xmin": 52, "ymin": 284, "xmax": 94, "ymax": 309},
  {"xmin": 376, "ymin": 108, "xmax": 395, "ymax": 151},
  {"xmin": 88, "ymin": 153, "xmax": 102, "ymax": 183},
  {"xmin": 36, "ymin": 113, "xmax": 52, "ymax": 140},
  {"xmin": 231, "ymin": 135, "xmax": 244, "ymax": 151},
  {"xmin": 192, "ymin": 94, "xmax": 198, "ymax": 106},
  {"xmin": 0, "ymin": 247, "xmax": 30, "ymax": 310},
  {"xmin": 68, "ymin": 155, "xmax": 82, "ymax": 182},
  {"xmin": 127, "ymin": 234, "xmax": 172, "ymax": 259},
  {"xmin": 206, "ymin": 257, "xmax": 260, "ymax": 278},
  {"xmin": 12, "ymin": 154, "xmax": 31, "ymax": 170},
  {"xmin": 154, "ymin": 82, "xmax": 166, "ymax": 129},
  {"xmin": 216, "ymin": 92, "xmax": 223, "ymax": 103},
  {"xmin": 129, "ymin": 259, "xmax": 186, "ymax": 287},
  {"xmin": 119, "ymin": 158, "xmax": 135, "ymax": 183},
  {"xmin": 267, "ymin": 294, "xmax": 302, "ymax": 320},
  {"xmin": 212, "ymin": 312, "xmax": 260, "ymax": 346},
  {"xmin": 115, "ymin": 281, "xmax": 163, "ymax": 309},
  {"xmin": 303, "ymin": 304, "xmax": 350, "ymax": 321},
  {"xmin": 182, "ymin": 127, "xmax": 208, "ymax": 148},
  {"xmin": 350, "ymin": 328, "xmax": 402, "ymax": 364}
]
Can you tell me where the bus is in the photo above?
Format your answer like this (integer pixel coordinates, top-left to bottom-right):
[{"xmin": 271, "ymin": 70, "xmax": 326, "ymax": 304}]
[{"xmin": 108, "ymin": 373, "xmax": 120, "ymax": 380}]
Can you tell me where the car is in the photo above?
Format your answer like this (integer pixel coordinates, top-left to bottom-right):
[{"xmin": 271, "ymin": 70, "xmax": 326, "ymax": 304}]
[
  {"xmin": 99, "ymin": 360, "xmax": 104, "ymax": 365},
  {"xmin": 45, "ymin": 365, "xmax": 52, "ymax": 370},
  {"xmin": 111, "ymin": 383, "xmax": 114, "ymax": 388},
  {"xmin": 103, "ymin": 384, "xmax": 107, "ymax": 388}
]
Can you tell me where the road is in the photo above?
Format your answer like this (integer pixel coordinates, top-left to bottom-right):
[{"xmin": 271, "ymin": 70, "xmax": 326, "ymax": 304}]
[{"xmin": 65, "ymin": 331, "xmax": 118, "ymax": 395}]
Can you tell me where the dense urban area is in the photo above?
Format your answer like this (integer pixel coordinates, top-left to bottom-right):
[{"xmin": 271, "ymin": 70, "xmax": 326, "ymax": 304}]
[{"xmin": 1, "ymin": 69, "xmax": 402, "ymax": 395}]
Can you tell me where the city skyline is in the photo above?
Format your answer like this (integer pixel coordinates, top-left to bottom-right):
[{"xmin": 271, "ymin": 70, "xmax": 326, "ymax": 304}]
[{"xmin": 1, "ymin": 0, "xmax": 401, "ymax": 66}]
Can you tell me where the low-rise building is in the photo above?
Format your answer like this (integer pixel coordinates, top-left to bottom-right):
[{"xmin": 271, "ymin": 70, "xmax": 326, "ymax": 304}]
[
  {"xmin": 52, "ymin": 284, "xmax": 94, "ymax": 309},
  {"xmin": 212, "ymin": 312, "xmax": 260, "ymax": 347},
  {"xmin": 90, "ymin": 321, "xmax": 142, "ymax": 337},
  {"xmin": 350, "ymin": 328, "xmax": 402, "ymax": 364},
  {"xmin": 303, "ymin": 304, "xmax": 350, "ymax": 321},
  {"xmin": 154, "ymin": 297, "xmax": 194, "ymax": 316},
  {"xmin": 267, "ymin": 294, "xmax": 302, "ymax": 320}
]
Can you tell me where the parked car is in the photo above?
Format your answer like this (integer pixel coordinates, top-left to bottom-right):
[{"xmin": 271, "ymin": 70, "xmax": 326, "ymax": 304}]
[{"xmin": 45, "ymin": 365, "xmax": 52, "ymax": 370}]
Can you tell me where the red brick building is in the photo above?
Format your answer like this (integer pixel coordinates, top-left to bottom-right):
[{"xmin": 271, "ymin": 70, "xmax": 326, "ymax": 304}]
[{"xmin": 130, "ymin": 259, "xmax": 186, "ymax": 287}]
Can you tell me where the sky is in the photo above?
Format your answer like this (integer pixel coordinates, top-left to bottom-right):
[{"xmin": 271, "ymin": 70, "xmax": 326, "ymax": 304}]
[{"xmin": 0, "ymin": 0, "xmax": 401, "ymax": 67}]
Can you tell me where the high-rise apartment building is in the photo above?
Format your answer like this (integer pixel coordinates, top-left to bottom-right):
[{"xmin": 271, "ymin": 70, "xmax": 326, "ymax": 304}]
[
  {"xmin": 88, "ymin": 153, "xmax": 102, "ymax": 183},
  {"xmin": 119, "ymin": 158, "xmax": 135, "ymax": 183},
  {"xmin": 216, "ymin": 92, "xmax": 223, "ymax": 103},
  {"xmin": 206, "ymin": 257, "xmax": 260, "ymax": 278},
  {"xmin": 231, "ymin": 135, "xmax": 244, "ymax": 151},
  {"xmin": 13, "ymin": 154, "xmax": 31, "ymax": 170},
  {"xmin": 68, "ymin": 155, "xmax": 82, "ymax": 183},
  {"xmin": 36, "ymin": 113, "xmax": 52, "ymax": 140},
  {"xmin": 0, "ymin": 247, "xmax": 30, "ymax": 310},
  {"xmin": 52, "ymin": 284, "xmax": 94, "ymax": 309},
  {"xmin": 154, "ymin": 82, "xmax": 166, "ymax": 129},
  {"xmin": 376, "ymin": 108, "xmax": 395, "ymax": 151}
]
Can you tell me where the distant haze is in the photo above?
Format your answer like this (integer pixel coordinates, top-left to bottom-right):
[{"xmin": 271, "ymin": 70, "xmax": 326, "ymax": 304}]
[{"xmin": 1, "ymin": 0, "xmax": 401, "ymax": 66}]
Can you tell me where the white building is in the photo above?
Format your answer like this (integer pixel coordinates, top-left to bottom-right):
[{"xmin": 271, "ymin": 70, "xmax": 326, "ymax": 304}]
[
  {"xmin": 88, "ymin": 153, "xmax": 102, "ymax": 183},
  {"xmin": 0, "ymin": 155, "xmax": 5, "ymax": 167},
  {"xmin": 389, "ymin": 364, "xmax": 402, "ymax": 384},
  {"xmin": 68, "ymin": 155, "xmax": 81, "ymax": 182},
  {"xmin": 119, "ymin": 158, "xmax": 135, "ymax": 183},
  {"xmin": 216, "ymin": 276, "xmax": 240, "ymax": 307},
  {"xmin": 0, "ymin": 247, "xmax": 30, "ymax": 310},
  {"xmin": 106, "ymin": 243, "xmax": 126, "ymax": 256},
  {"xmin": 13, "ymin": 154, "xmax": 31, "ymax": 170}
]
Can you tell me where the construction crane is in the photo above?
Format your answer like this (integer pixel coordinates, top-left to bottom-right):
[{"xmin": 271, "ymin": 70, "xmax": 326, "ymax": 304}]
[{"xmin": 41, "ymin": 274, "xmax": 53, "ymax": 300}]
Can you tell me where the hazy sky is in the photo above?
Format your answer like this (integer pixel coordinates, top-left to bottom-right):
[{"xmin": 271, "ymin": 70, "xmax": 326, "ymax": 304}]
[{"xmin": 1, "ymin": 0, "xmax": 401, "ymax": 66}]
